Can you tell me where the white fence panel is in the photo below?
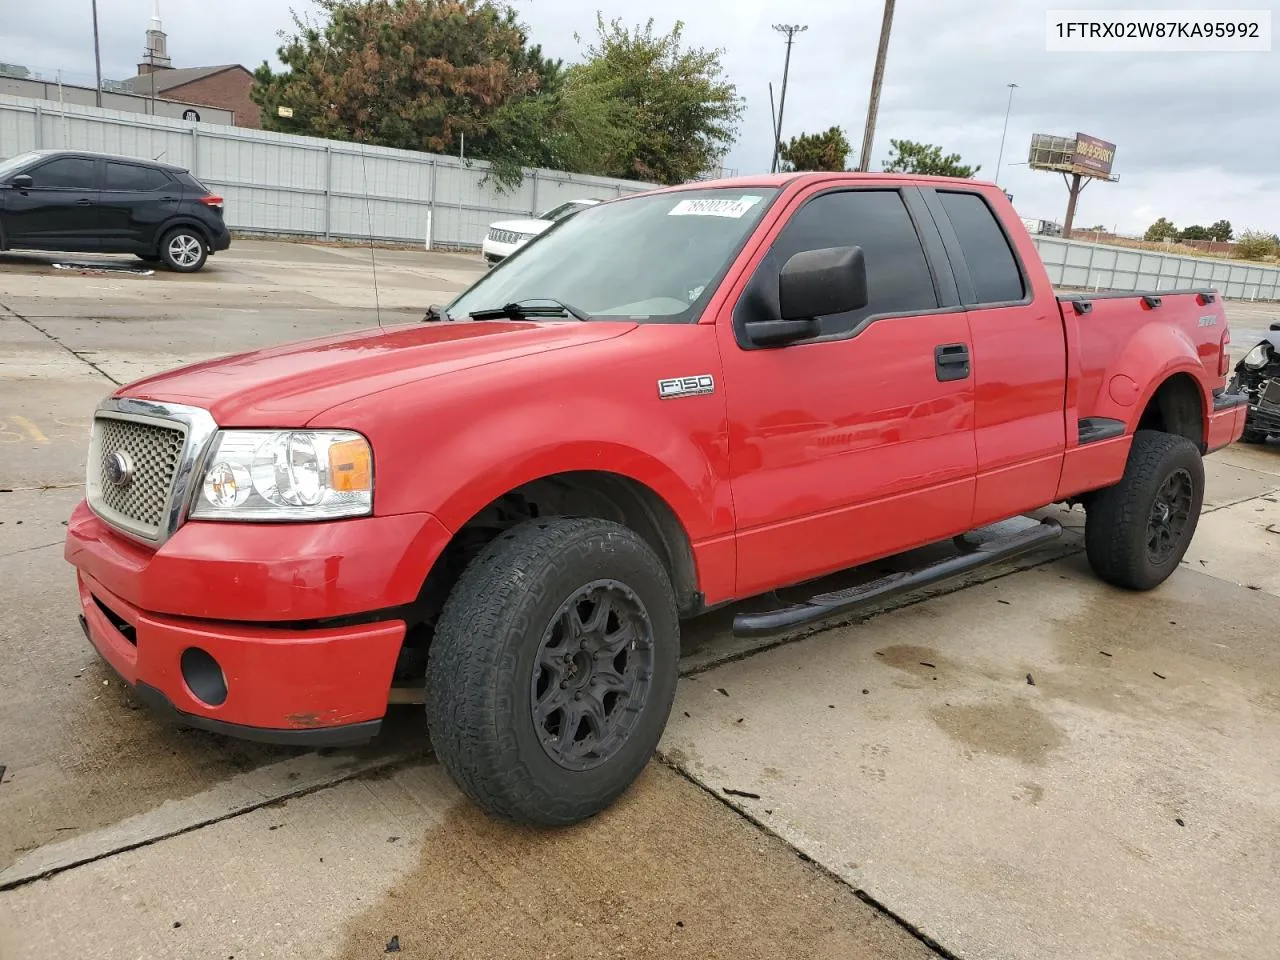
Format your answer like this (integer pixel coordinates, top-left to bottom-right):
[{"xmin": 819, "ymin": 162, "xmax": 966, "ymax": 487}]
[{"xmin": 1031, "ymin": 235, "xmax": 1280, "ymax": 301}]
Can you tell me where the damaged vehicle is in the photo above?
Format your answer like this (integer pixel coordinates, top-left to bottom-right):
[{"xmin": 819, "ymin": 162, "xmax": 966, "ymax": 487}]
[
  {"xmin": 1228, "ymin": 323, "xmax": 1280, "ymax": 444},
  {"xmin": 65, "ymin": 171, "xmax": 1247, "ymax": 827}
]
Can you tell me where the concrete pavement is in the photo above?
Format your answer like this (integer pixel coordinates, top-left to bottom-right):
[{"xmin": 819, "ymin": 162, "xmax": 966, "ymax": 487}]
[{"xmin": 660, "ymin": 445, "xmax": 1280, "ymax": 960}]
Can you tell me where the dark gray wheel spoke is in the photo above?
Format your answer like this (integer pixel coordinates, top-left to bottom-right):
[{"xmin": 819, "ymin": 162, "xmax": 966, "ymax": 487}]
[
  {"xmin": 578, "ymin": 691, "xmax": 609, "ymax": 735},
  {"xmin": 598, "ymin": 622, "xmax": 639, "ymax": 656},
  {"xmin": 590, "ymin": 664, "xmax": 629, "ymax": 697}
]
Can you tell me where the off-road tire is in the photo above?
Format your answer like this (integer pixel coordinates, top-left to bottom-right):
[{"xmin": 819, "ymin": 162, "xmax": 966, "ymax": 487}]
[
  {"xmin": 425, "ymin": 517, "xmax": 680, "ymax": 826},
  {"xmin": 1084, "ymin": 430, "xmax": 1205, "ymax": 591},
  {"xmin": 158, "ymin": 227, "xmax": 208, "ymax": 272}
]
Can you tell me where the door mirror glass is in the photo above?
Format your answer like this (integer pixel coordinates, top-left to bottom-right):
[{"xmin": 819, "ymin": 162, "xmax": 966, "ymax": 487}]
[
  {"xmin": 11, "ymin": 174, "xmax": 33, "ymax": 189},
  {"xmin": 778, "ymin": 246, "xmax": 869, "ymax": 321}
]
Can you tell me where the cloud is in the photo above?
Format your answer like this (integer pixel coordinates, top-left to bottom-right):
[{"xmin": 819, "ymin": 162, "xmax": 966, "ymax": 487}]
[{"xmin": 4, "ymin": 0, "xmax": 1277, "ymax": 234}]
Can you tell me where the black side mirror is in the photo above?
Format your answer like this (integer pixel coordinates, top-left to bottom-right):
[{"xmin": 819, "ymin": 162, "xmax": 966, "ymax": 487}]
[
  {"xmin": 743, "ymin": 246, "xmax": 869, "ymax": 347},
  {"xmin": 10, "ymin": 174, "xmax": 33, "ymax": 189},
  {"xmin": 1270, "ymin": 322, "xmax": 1280, "ymax": 332}
]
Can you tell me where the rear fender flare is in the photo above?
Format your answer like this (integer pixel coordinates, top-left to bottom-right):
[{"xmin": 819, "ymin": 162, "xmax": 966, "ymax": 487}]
[
  {"xmin": 156, "ymin": 217, "xmax": 212, "ymax": 252},
  {"xmin": 1087, "ymin": 321, "xmax": 1211, "ymax": 432}
]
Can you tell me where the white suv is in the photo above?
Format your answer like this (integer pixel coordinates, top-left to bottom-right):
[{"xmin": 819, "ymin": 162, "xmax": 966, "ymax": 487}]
[{"xmin": 481, "ymin": 199, "xmax": 602, "ymax": 265}]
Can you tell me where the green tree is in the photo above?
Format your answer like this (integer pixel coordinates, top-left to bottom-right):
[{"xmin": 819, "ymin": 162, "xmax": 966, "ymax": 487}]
[
  {"xmin": 1207, "ymin": 219, "xmax": 1233, "ymax": 242},
  {"xmin": 1235, "ymin": 229, "xmax": 1279, "ymax": 260},
  {"xmin": 563, "ymin": 15, "xmax": 744, "ymax": 184},
  {"xmin": 881, "ymin": 139, "xmax": 980, "ymax": 178},
  {"xmin": 1143, "ymin": 217, "xmax": 1178, "ymax": 242},
  {"xmin": 1179, "ymin": 224, "xmax": 1209, "ymax": 240},
  {"xmin": 777, "ymin": 126, "xmax": 852, "ymax": 172},
  {"xmin": 250, "ymin": 0, "xmax": 554, "ymax": 161}
]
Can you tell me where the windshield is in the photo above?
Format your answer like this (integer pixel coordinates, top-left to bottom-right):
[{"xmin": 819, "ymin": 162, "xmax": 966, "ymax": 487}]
[
  {"xmin": 449, "ymin": 187, "xmax": 778, "ymax": 323},
  {"xmin": 0, "ymin": 151, "xmax": 44, "ymax": 180}
]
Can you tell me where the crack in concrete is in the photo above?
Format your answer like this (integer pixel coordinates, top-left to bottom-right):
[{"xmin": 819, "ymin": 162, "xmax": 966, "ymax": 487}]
[
  {"xmin": 659, "ymin": 759, "xmax": 957, "ymax": 959},
  {"xmin": 0, "ymin": 540, "xmax": 64, "ymax": 560},
  {"xmin": 0, "ymin": 300, "xmax": 121, "ymax": 385}
]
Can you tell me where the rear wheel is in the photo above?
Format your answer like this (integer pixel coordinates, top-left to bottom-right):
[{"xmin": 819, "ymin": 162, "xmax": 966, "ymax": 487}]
[
  {"xmin": 425, "ymin": 517, "xmax": 680, "ymax": 826},
  {"xmin": 159, "ymin": 227, "xmax": 208, "ymax": 272},
  {"xmin": 1084, "ymin": 430, "xmax": 1205, "ymax": 591}
]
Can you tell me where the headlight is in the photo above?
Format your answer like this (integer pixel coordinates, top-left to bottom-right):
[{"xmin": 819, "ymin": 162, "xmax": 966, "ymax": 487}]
[
  {"xmin": 190, "ymin": 430, "xmax": 373, "ymax": 521},
  {"xmin": 1242, "ymin": 344, "xmax": 1272, "ymax": 369}
]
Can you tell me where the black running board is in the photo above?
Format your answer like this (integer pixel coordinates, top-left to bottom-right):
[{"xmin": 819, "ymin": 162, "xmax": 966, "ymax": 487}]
[{"xmin": 731, "ymin": 518, "xmax": 1064, "ymax": 638}]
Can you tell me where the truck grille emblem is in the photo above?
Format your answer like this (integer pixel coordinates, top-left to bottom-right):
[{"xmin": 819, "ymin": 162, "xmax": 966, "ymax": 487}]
[{"xmin": 106, "ymin": 450, "xmax": 135, "ymax": 489}]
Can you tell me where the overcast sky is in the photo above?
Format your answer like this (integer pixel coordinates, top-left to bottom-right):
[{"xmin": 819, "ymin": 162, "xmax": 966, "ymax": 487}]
[{"xmin": 4, "ymin": 0, "xmax": 1276, "ymax": 235}]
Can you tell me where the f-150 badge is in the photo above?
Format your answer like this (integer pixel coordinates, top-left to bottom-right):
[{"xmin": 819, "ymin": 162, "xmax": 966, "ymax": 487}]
[{"xmin": 658, "ymin": 375, "xmax": 715, "ymax": 398}]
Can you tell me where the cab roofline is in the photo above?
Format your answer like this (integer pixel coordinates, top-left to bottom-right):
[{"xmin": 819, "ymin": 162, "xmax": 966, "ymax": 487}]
[{"xmin": 631, "ymin": 171, "xmax": 1003, "ymax": 196}]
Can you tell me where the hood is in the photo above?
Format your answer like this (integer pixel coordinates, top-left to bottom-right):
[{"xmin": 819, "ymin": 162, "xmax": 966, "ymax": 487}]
[
  {"xmin": 118, "ymin": 319, "xmax": 636, "ymax": 425},
  {"xmin": 491, "ymin": 218, "xmax": 552, "ymax": 235}
]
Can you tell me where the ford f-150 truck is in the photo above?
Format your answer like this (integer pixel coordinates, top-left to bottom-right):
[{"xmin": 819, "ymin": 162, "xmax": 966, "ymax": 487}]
[{"xmin": 65, "ymin": 172, "xmax": 1248, "ymax": 826}]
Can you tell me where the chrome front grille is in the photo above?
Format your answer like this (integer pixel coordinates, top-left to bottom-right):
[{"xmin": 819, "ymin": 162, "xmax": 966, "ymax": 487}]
[
  {"xmin": 90, "ymin": 417, "xmax": 185, "ymax": 535},
  {"xmin": 488, "ymin": 228, "xmax": 524, "ymax": 245},
  {"xmin": 85, "ymin": 399, "xmax": 219, "ymax": 545}
]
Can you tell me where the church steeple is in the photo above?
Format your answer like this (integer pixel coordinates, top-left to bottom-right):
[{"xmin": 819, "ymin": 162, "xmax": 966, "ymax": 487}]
[{"xmin": 139, "ymin": 0, "xmax": 172, "ymax": 74}]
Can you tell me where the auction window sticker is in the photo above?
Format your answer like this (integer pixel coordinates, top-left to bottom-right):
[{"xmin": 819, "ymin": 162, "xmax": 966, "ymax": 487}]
[{"xmin": 669, "ymin": 195, "xmax": 764, "ymax": 218}]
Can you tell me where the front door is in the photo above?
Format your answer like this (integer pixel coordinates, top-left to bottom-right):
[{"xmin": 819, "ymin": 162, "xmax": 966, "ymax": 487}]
[
  {"xmin": 3, "ymin": 155, "xmax": 102, "ymax": 250},
  {"xmin": 718, "ymin": 184, "xmax": 978, "ymax": 598}
]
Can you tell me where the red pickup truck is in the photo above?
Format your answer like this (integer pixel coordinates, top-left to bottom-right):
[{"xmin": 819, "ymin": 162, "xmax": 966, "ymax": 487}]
[{"xmin": 65, "ymin": 172, "xmax": 1247, "ymax": 825}]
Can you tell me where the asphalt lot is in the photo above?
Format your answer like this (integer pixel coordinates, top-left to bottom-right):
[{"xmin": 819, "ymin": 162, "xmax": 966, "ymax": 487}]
[{"xmin": 1, "ymin": 240, "xmax": 1278, "ymax": 959}]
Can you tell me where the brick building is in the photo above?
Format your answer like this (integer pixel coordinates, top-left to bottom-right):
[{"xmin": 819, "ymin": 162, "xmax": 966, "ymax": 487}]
[{"xmin": 122, "ymin": 2, "xmax": 260, "ymax": 128}]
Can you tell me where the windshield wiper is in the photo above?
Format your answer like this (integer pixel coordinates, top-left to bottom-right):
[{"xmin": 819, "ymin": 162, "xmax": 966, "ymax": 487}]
[{"xmin": 469, "ymin": 298, "xmax": 591, "ymax": 322}]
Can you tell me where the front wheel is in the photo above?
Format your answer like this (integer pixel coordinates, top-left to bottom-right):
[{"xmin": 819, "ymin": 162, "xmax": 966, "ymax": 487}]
[
  {"xmin": 1241, "ymin": 428, "xmax": 1270, "ymax": 444},
  {"xmin": 159, "ymin": 227, "xmax": 208, "ymax": 272},
  {"xmin": 425, "ymin": 517, "xmax": 680, "ymax": 826},
  {"xmin": 1084, "ymin": 430, "xmax": 1205, "ymax": 591}
]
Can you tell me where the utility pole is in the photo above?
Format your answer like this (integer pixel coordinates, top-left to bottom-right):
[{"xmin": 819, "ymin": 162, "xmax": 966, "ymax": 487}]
[
  {"xmin": 857, "ymin": 0, "xmax": 896, "ymax": 172},
  {"xmin": 770, "ymin": 24, "xmax": 807, "ymax": 173},
  {"xmin": 91, "ymin": 0, "xmax": 103, "ymax": 107},
  {"xmin": 994, "ymin": 82, "xmax": 1017, "ymax": 186}
]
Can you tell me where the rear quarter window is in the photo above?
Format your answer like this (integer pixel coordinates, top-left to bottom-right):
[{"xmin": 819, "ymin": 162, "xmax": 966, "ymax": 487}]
[{"xmin": 938, "ymin": 191, "xmax": 1026, "ymax": 305}]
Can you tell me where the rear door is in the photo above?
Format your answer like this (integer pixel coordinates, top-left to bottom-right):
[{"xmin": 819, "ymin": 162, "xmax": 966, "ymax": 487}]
[
  {"xmin": 920, "ymin": 186, "xmax": 1068, "ymax": 526},
  {"xmin": 3, "ymin": 155, "xmax": 102, "ymax": 249},
  {"xmin": 100, "ymin": 160, "xmax": 181, "ymax": 252},
  {"xmin": 719, "ymin": 182, "xmax": 978, "ymax": 596}
]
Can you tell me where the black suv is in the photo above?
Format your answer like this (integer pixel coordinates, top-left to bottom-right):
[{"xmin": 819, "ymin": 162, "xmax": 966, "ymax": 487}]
[{"xmin": 0, "ymin": 149, "xmax": 231, "ymax": 272}]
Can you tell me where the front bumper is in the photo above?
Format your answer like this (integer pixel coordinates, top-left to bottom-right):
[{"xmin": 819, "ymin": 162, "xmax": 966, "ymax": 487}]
[{"xmin": 65, "ymin": 501, "xmax": 452, "ymax": 741}]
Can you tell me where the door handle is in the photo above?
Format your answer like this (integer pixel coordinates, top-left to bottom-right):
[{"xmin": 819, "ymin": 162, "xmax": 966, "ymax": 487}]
[
  {"xmin": 934, "ymin": 343, "xmax": 970, "ymax": 382},
  {"xmin": 77, "ymin": 198, "xmax": 93, "ymax": 205}
]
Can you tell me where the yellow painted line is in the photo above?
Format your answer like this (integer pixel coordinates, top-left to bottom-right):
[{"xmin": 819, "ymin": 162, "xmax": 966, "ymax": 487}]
[{"xmin": 10, "ymin": 415, "xmax": 50, "ymax": 444}]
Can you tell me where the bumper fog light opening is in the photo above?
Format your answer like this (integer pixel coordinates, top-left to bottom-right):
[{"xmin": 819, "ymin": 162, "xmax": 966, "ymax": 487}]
[{"xmin": 181, "ymin": 647, "xmax": 228, "ymax": 707}]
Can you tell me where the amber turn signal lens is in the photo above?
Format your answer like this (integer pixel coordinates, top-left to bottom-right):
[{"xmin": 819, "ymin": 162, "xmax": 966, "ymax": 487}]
[{"xmin": 327, "ymin": 438, "xmax": 372, "ymax": 492}]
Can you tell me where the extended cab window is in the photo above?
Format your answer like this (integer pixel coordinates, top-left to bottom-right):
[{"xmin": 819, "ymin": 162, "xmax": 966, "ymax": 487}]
[
  {"xmin": 937, "ymin": 190, "xmax": 1026, "ymax": 304},
  {"xmin": 105, "ymin": 162, "xmax": 170, "ymax": 191},
  {"xmin": 28, "ymin": 157, "xmax": 97, "ymax": 190},
  {"xmin": 767, "ymin": 189, "xmax": 938, "ymax": 336}
]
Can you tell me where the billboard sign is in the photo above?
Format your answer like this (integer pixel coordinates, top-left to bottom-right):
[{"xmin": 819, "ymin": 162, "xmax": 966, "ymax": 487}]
[{"xmin": 1072, "ymin": 133, "xmax": 1116, "ymax": 177}]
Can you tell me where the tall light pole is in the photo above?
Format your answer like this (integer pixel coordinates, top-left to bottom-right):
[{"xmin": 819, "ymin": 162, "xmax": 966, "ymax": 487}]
[
  {"xmin": 770, "ymin": 24, "xmax": 807, "ymax": 173},
  {"xmin": 994, "ymin": 82, "xmax": 1018, "ymax": 186},
  {"xmin": 857, "ymin": 0, "xmax": 896, "ymax": 172},
  {"xmin": 91, "ymin": 0, "xmax": 103, "ymax": 107}
]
